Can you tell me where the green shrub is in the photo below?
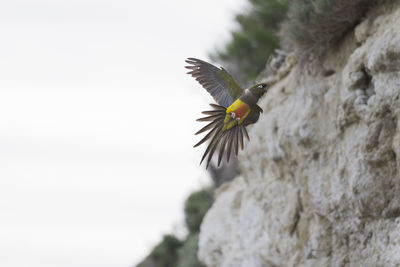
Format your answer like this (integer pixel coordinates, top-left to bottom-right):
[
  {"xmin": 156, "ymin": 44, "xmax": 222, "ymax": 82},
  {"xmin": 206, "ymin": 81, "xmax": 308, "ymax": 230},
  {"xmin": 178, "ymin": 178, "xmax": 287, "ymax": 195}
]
[
  {"xmin": 136, "ymin": 187, "xmax": 214, "ymax": 267},
  {"xmin": 136, "ymin": 235, "xmax": 182, "ymax": 267},
  {"xmin": 210, "ymin": 0, "xmax": 288, "ymax": 83},
  {"xmin": 177, "ymin": 234, "xmax": 205, "ymax": 267},
  {"xmin": 184, "ymin": 187, "xmax": 214, "ymax": 234}
]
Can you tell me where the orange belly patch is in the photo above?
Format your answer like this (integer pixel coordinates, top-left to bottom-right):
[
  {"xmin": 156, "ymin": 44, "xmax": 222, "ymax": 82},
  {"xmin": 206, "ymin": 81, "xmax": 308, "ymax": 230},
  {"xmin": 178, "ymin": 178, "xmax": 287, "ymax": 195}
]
[{"xmin": 233, "ymin": 103, "xmax": 249, "ymax": 118}]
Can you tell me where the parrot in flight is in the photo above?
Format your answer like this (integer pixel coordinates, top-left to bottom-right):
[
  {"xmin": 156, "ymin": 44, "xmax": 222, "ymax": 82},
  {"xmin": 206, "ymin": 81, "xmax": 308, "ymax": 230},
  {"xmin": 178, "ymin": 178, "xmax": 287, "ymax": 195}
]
[{"xmin": 185, "ymin": 58, "xmax": 268, "ymax": 169}]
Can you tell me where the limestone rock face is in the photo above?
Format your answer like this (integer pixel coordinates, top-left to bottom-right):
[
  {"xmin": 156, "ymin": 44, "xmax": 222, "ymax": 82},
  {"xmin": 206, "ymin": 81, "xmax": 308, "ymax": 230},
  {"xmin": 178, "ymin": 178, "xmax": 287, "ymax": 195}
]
[{"xmin": 199, "ymin": 4, "xmax": 400, "ymax": 267}]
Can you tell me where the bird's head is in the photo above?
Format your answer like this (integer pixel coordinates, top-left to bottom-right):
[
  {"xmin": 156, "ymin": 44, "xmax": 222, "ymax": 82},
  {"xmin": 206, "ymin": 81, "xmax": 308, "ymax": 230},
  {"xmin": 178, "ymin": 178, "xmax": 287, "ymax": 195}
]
[{"xmin": 249, "ymin": 83, "xmax": 268, "ymax": 98}]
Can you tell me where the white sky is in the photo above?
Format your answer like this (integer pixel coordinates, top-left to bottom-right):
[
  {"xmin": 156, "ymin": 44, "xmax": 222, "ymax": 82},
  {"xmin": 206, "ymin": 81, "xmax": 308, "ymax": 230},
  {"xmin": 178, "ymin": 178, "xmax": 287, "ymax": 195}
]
[{"xmin": 0, "ymin": 1, "xmax": 247, "ymax": 266}]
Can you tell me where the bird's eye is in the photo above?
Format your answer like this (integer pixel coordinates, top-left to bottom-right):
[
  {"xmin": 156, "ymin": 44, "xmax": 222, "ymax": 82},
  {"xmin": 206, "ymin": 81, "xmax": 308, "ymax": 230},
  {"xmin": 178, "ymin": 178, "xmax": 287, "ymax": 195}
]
[{"xmin": 258, "ymin": 85, "xmax": 263, "ymax": 88}]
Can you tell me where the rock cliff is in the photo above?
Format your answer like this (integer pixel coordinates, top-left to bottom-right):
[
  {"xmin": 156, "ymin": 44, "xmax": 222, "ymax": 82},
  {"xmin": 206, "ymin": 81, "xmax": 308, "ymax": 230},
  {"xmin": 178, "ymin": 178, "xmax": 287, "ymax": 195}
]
[{"xmin": 199, "ymin": 3, "xmax": 400, "ymax": 266}]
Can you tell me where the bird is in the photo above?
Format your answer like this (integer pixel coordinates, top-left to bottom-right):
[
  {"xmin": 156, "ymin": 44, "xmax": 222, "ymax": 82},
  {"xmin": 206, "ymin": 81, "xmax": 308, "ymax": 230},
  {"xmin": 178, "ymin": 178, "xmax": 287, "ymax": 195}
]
[{"xmin": 185, "ymin": 58, "xmax": 268, "ymax": 169}]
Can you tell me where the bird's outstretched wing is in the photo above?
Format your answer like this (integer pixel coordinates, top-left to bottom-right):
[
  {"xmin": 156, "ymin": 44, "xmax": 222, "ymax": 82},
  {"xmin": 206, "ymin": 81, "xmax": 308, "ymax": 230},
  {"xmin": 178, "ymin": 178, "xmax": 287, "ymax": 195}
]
[{"xmin": 185, "ymin": 58, "xmax": 243, "ymax": 108}]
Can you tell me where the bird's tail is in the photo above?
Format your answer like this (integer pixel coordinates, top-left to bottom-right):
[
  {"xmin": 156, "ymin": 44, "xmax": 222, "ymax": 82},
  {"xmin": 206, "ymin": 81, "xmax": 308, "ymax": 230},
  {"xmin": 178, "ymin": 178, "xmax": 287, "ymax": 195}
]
[{"xmin": 194, "ymin": 104, "xmax": 250, "ymax": 169}]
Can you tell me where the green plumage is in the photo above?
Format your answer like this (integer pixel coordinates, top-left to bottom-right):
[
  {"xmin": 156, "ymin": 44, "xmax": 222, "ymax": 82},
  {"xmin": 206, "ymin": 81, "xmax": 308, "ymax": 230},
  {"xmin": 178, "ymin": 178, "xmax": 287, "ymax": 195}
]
[{"xmin": 186, "ymin": 58, "xmax": 268, "ymax": 168}]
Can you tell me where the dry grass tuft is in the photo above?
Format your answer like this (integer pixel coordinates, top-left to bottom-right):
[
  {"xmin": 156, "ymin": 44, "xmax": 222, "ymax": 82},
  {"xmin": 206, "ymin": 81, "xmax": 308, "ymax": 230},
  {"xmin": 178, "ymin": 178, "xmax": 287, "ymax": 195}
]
[{"xmin": 280, "ymin": 0, "xmax": 382, "ymax": 59}]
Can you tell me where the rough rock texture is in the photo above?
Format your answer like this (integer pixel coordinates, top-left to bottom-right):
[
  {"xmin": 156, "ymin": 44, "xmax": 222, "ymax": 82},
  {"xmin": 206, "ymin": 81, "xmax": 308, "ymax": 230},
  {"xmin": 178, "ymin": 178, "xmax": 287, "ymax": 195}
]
[{"xmin": 199, "ymin": 3, "xmax": 400, "ymax": 266}]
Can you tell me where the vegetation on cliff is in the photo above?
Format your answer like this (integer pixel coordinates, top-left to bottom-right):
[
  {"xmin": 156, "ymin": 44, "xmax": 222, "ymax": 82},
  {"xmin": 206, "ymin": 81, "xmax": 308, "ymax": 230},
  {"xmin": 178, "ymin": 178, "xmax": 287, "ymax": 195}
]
[
  {"xmin": 280, "ymin": 0, "xmax": 380, "ymax": 56},
  {"xmin": 212, "ymin": 0, "xmax": 382, "ymax": 79},
  {"xmin": 210, "ymin": 0, "xmax": 288, "ymax": 83},
  {"xmin": 136, "ymin": 188, "xmax": 213, "ymax": 267}
]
